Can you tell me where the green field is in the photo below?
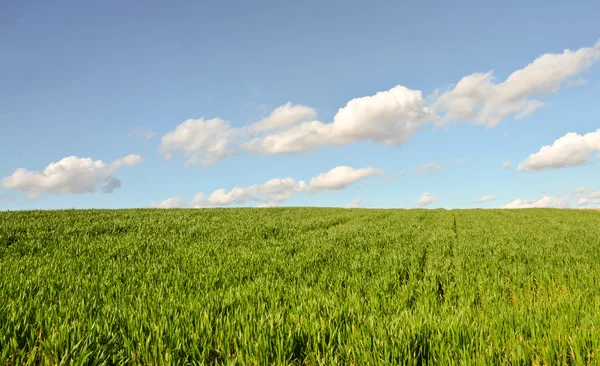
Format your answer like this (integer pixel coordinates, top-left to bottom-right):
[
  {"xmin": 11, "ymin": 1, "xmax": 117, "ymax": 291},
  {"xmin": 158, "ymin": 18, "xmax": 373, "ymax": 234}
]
[{"xmin": 1, "ymin": 208, "xmax": 600, "ymax": 365}]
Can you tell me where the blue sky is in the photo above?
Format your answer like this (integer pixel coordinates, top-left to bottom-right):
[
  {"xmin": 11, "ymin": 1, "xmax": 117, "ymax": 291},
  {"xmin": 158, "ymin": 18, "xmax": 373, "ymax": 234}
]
[{"xmin": 1, "ymin": 0, "xmax": 599, "ymax": 210}]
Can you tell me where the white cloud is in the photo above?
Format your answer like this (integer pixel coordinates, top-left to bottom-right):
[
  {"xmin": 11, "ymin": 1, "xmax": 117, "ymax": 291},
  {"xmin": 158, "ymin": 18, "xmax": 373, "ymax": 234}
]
[
  {"xmin": 159, "ymin": 118, "xmax": 239, "ymax": 167},
  {"xmin": 194, "ymin": 178, "xmax": 309, "ymax": 207},
  {"xmin": 257, "ymin": 202, "xmax": 277, "ymax": 208},
  {"xmin": 112, "ymin": 154, "xmax": 145, "ymax": 169},
  {"xmin": 456, "ymin": 157, "xmax": 468, "ymax": 164},
  {"xmin": 184, "ymin": 165, "xmax": 383, "ymax": 208},
  {"xmin": 416, "ymin": 162, "xmax": 442, "ymax": 175},
  {"xmin": 502, "ymin": 161, "xmax": 512, "ymax": 169},
  {"xmin": 159, "ymin": 41, "xmax": 600, "ymax": 167},
  {"xmin": 160, "ymin": 87, "xmax": 435, "ymax": 165},
  {"xmin": 415, "ymin": 192, "xmax": 437, "ymax": 207},
  {"xmin": 383, "ymin": 169, "xmax": 407, "ymax": 181},
  {"xmin": 502, "ymin": 195, "xmax": 570, "ymax": 208},
  {"xmin": 1, "ymin": 155, "xmax": 143, "ymax": 198},
  {"xmin": 570, "ymin": 188, "xmax": 600, "ymax": 207},
  {"xmin": 251, "ymin": 102, "xmax": 317, "ymax": 132},
  {"xmin": 148, "ymin": 196, "xmax": 186, "ymax": 209},
  {"xmin": 517, "ymin": 129, "xmax": 600, "ymax": 171},
  {"xmin": 345, "ymin": 196, "xmax": 364, "ymax": 208},
  {"xmin": 433, "ymin": 40, "xmax": 600, "ymax": 127},
  {"xmin": 577, "ymin": 197, "xmax": 590, "ymax": 206},
  {"xmin": 503, "ymin": 132, "xmax": 509, "ymax": 139},
  {"xmin": 308, "ymin": 166, "xmax": 383, "ymax": 192},
  {"xmin": 129, "ymin": 127, "xmax": 156, "ymax": 140},
  {"xmin": 363, "ymin": 181, "xmax": 371, "ymax": 187},
  {"xmin": 241, "ymin": 85, "xmax": 435, "ymax": 154},
  {"xmin": 203, "ymin": 185, "xmax": 262, "ymax": 206},
  {"xmin": 262, "ymin": 177, "xmax": 308, "ymax": 202},
  {"xmin": 473, "ymin": 194, "xmax": 496, "ymax": 203}
]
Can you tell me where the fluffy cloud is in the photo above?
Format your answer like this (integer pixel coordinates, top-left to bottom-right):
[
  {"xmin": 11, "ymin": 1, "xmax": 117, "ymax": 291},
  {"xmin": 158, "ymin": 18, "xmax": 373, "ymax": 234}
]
[
  {"xmin": 159, "ymin": 41, "xmax": 599, "ymax": 167},
  {"xmin": 502, "ymin": 161, "xmax": 512, "ymax": 169},
  {"xmin": 194, "ymin": 177, "xmax": 309, "ymax": 207},
  {"xmin": 112, "ymin": 154, "xmax": 144, "ymax": 168},
  {"xmin": 148, "ymin": 196, "xmax": 186, "ymax": 209},
  {"xmin": 168, "ymin": 165, "xmax": 382, "ymax": 208},
  {"xmin": 473, "ymin": 194, "xmax": 496, "ymax": 203},
  {"xmin": 1, "ymin": 155, "xmax": 144, "ymax": 199},
  {"xmin": 129, "ymin": 127, "xmax": 156, "ymax": 140},
  {"xmin": 433, "ymin": 40, "xmax": 600, "ymax": 127},
  {"xmin": 345, "ymin": 196, "xmax": 364, "ymax": 208},
  {"xmin": 502, "ymin": 196, "xmax": 570, "ymax": 208},
  {"xmin": 415, "ymin": 192, "xmax": 437, "ymax": 207},
  {"xmin": 517, "ymin": 129, "xmax": 600, "ymax": 171},
  {"xmin": 158, "ymin": 118, "xmax": 239, "ymax": 167},
  {"xmin": 308, "ymin": 166, "xmax": 383, "ymax": 192},
  {"xmin": 242, "ymin": 86, "xmax": 435, "ymax": 155},
  {"xmin": 456, "ymin": 157, "xmax": 468, "ymax": 164},
  {"xmin": 416, "ymin": 162, "xmax": 442, "ymax": 175},
  {"xmin": 577, "ymin": 197, "xmax": 590, "ymax": 206},
  {"xmin": 251, "ymin": 102, "xmax": 317, "ymax": 132}
]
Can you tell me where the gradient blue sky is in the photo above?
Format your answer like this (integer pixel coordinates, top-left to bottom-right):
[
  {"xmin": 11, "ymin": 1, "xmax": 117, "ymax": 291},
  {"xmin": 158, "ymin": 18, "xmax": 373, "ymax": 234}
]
[{"xmin": 1, "ymin": 0, "xmax": 599, "ymax": 210}]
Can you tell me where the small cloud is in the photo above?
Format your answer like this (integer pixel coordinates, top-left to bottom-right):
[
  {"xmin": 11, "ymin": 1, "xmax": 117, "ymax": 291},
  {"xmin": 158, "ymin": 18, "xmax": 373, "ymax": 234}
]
[
  {"xmin": 345, "ymin": 196, "xmax": 364, "ymax": 208},
  {"xmin": 516, "ymin": 129, "xmax": 600, "ymax": 172},
  {"xmin": 416, "ymin": 163, "xmax": 442, "ymax": 175},
  {"xmin": 473, "ymin": 194, "xmax": 496, "ymax": 203},
  {"xmin": 257, "ymin": 202, "xmax": 278, "ymax": 207},
  {"xmin": 502, "ymin": 195, "xmax": 570, "ymax": 209},
  {"xmin": 1, "ymin": 155, "xmax": 143, "ymax": 198},
  {"xmin": 503, "ymin": 132, "xmax": 509, "ymax": 139},
  {"xmin": 502, "ymin": 161, "xmax": 512, "ymax": 169},
  {"xmin": 577, "ymin": 197, "xmax": 589, "ymax": 206},
  {"xmin": 415, "ymin": 192, "xmax": 437, "ymax": 207},
  {"xmin": 148, "ymin": 196, "xmax": 187, "ymax": 208},
  {"xmin": 383, "ymin": 169, "xmax": 407, "ymax": 181},
  {"xmin": 363, "ymin": 181, "xmax": 371, "ymax": 187},
  {"xmin": 456, "ymin": 157, "xmax": 468, "ymax": 164},
  {"xmin": 129, "ymin": 127, "xmax": 156, "ymax": 140},
  {"xmin": 164, "ymin": 153, "xmax": 173, "ymax": 161}
]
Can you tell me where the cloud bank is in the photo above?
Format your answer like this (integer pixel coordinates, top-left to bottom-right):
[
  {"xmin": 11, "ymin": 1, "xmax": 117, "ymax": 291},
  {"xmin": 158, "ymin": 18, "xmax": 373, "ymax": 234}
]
[
  {"xmin": 158, "ymin": 40, "xmax": 600, "ymax": 167},
  {"xmin": 151, "ymin": 165, "xmax": 384, "ymax": 208}
]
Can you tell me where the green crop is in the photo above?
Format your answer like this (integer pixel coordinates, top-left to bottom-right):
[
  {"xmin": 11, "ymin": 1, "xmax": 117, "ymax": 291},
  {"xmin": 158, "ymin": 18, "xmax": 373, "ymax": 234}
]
[{"xmin": 1, "ymin": 208, "xmax": 599, "ymax": 364}]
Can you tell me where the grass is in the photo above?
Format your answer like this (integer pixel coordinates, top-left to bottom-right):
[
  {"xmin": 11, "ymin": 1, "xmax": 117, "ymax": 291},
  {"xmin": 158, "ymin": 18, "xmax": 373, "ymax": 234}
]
[{"xmin": 1, "ymin": 208, "xmax": 600, "ymax": 364}]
